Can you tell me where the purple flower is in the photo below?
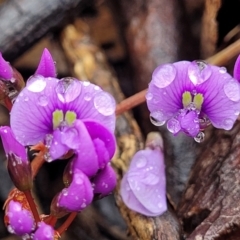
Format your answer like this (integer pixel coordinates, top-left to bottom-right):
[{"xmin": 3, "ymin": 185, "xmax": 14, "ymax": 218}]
[
  {"xmin": 0, "ymin": 126, "xmax": 32, "ymax": 191},
  {"xmin": 0, "ymin": 53, "xmax": 13, "ymax": 80},
  {"xmin": 33, "ymin": 222, "xmax": 55, "ymax": 240},
  {"xmin": 92, "ymin": 164, "xmax": 117, "ymax": 198},
  {"xmin": 6, "ymin": 200, "xmax": 34, "ymax": 236},
  {"xmin": 53, "ymin": 168, "xmax": 93, "ymax": 213},
  {"xmin": 10, "ymin": 75, "xmax": 116, "ymax": 175},
  {"xmin": 120, "ymin": 148, "xmax": 167, "ymax": 217},
  {"xmin": 234, "ymin": 54, "xmax": 240, "ymax": 81},
  {"xmin": 146, "ymin": 61, "xmax": 240, "ymax": 141},
  {"xmin": 35, "ymin": 48, "xmax": 56, "ymax": 78}
]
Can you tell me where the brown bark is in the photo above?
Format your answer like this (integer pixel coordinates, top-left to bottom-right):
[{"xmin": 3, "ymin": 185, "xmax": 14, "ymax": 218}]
[
  {"xmin": 60, "ymin": 22, "xmax": 181, "ymax": 240},
  {"xmin": 178, "ymin": 122, "xmax": 240, "ymax": 240}
]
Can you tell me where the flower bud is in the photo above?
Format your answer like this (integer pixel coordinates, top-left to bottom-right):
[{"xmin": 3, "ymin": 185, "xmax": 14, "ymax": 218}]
[
  {"xmin": 35, "ymin": 48, "xmax": 56, "ymax": 78},
  {"xmin": 5, "ymin": 200, "xmax": 34, "ymax": 236},
  {"xmin": 0, "ymin": 126, "xmax": 32, "ymax": 191},
  {"xmin": 33, "ymin": 222, "xmax": 55, "ymax": 240}
]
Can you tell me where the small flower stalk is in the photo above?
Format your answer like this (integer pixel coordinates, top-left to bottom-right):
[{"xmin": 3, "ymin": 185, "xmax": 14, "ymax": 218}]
[{"xmin": 146, "ymin": 60, "xmax": 240, "ymax": 142}]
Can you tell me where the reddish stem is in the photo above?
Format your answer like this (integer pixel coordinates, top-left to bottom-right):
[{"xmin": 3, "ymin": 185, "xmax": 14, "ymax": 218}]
[
  {"xmin": 56, "ymin": 212, "xmax": 77, "ymax": 235},
  {"xmin": 24, "ymin": 190, "xmax": 40, "ymax": 223},
  {"xmin": 115, "ymin": 89, "xmax": 147, "ymax": 116}
]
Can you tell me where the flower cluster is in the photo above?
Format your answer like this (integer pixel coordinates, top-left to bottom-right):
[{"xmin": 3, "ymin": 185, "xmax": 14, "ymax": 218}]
[
  {"xmin": 146, "ymin": 60, "xmax": 240, "ymax": 142},
  {"xmin": 0, "ymin": 49, "xmax": 117, "ymax": 238},
  {"xmin": 120, "ymin": 133, "xmax": 167, "ymax": 217}
]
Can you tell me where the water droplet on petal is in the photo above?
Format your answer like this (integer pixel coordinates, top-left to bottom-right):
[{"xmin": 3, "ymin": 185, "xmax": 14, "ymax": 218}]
[
  {"xmin": 84, "ymin": 92, "xmax": 92, "ymax": 101},
  {"xmin": 234, "ymin": 110, "xmax": 240, "ymax": 116},
  {"xmin": 167, "ymin": 118, "xmax": 181, "ymax": 134},
  {"xmin": 188, "ymin": 61, "xmax": 212, "ymax": 85},
  {"xmin": 94, "ymin": 91, "xmax": 116, "ymax": 116},
  {"xmin": 81, "ymin": 202, "xmax": 87, "ymax": 208},
  {"xmin": 62, "ymin": 189, "xmax": 68, "ymax": 196},
  {"xmin": 83, "ymin": 81, "xmax": 90, "ymax": 87},
  {"xmin": 136, "ymin": 156, "xmax": 147, "ymax": 168},
  {"xmin": 219, "ymin": 67, "xmax": 227, "ymax": 73},
  {"xmin": 223, "ymin": 118, "xmax": 234, "ymax": 130},
  {"xmin": 143, "ymin": 173, "xmax": 159, "ymax": 185},
  {"xmin": 27, "ymin": 78, "xmax": 46, "ymax": 92},
  {"xmin": 149, "ymin": 111, "xmax": 166, "ymax": 126},
  {"xmin": 194, "ymin": 132, "xmax": 205, "ymax": 143},
  {"xmin": 152, "ymin": 64, "xmax": 176, "ymax": 88},
  {"xmin": 94, "ymin": 85, "xmax": 100, "ymax": 91},
  {"xmin": 38, "ymin": 95, "xmax": 48, "ymax": 106},
  {"xmin": 19, "ymin": 92, "xmax": 23, "ymax": 97},
  {"xmin": 224, "ymin": 79, "xmax": 240, "ymax": 101},
  {"xmin": 24, "ymin": 97, "xmax": 29, "ymax": 102},
  {"xmin": 56, "ymin": 78, "xmax": 81, "ymax": 103},
  {"xmin": 146, "ymin": 92, "xmax": 153, "ymax": 100}
]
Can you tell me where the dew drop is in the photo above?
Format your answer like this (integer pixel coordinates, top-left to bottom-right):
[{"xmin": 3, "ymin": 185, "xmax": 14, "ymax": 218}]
[
  {"xmin": 24, "ymin": 97, "xmax": 29, "ymax": 102},
  {"xmin": 223, "ymin": 80, "xmax": 240, "ymax": 101},
  {"xmin": 234, "ymin": 110, "xmax": 240, "ymax": 116},
  {"xmin": 38, "ymin": 95, "xmax": 48, "ymax": 106},
  {"xmin": 167, "ymin": 118, "xmax": 181, "ymax": 134},
  {"xmin": 94, "ymin": 85, "xmax": 100, "ymax": 91},
  {"xmin": 84, "ymin": 92, "xmax": 92, "ymax": 101},
  {"xmin": 223, "ymin": 118, "xmax": 234, "ymax": 130},
  {"xmin": 7, "ymin": 225, "xmax": 15, "ymax": 234},
  {"xmin": 194, "ymin": 132, "xmax": 205, "ymax": 143},
  {"xmin": 143, "ymin": 173, "xmax": 159, "ymax": 185},
  {"xmin": 157, "ymin": 202, "xmax": 163, "ymax": 209},
  {"xmin": 149, "ymin": 111, "xmax": 166, "ymax": 126},
  {"xmin": 81, "ymin": 202, "xmax": 87, "ymax": 208},
  {"xmin": 219, "ymin": 67, "xmax": 227, "ymax": 73},
  {"xmin": 94, "ymin": 91, "xmax": 115, "ymax": 116},
  {"xmin": 152, "ymin": 64, "xmax": 176, "ymax": 88},
  {"xmin": 83, "ymin": 81, "xmax": 90, "ymax": 87},
  {"xmin": 146, "ymin": 92, "xmax": 153, "ymax": 101},
  {"xmin": 136, "ymin": 156, "xmax": 147, "ymax": 168},
  {"xmin": 19, "ymin": 92, "xmax": 23, "ymax": 97},
  {"xmin": 56, "ymin": 78, "xmax": 81, "ymax": 103},
  {"xmin": 75, "ymin": 177, "xmax": 83, "ymax": 185},
  {"xmin": 188, "ymin": 60, "xmax": 212, "ymax": 85},
  {"xmin": 62, "ymin": 189, "xmax": 68, "ymax": 196},
  {"xmin": 27, "ymin": 78, "xmax": 46, "ymax": 92}
]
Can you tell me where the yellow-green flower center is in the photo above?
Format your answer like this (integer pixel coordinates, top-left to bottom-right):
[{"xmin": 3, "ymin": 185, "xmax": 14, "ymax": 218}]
[
  {"xmin": 52, "ymin": 110, "xmax": 77, "ymax": 129},
  {"xmin": 182, "ymin": 91, "xmax": 204, "ymax": 110}
]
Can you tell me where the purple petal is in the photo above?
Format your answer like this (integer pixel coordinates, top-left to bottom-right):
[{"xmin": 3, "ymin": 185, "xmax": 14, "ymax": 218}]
[
  {"xmin": 10, "ymin": 75, "xmax": 61, "ymax": 145},
  {"xmin": 83, "ymin": 120, "xmax": 116, "ymax": 168},
  {"xmin": 178, "ymin": 111, "xmax": 199, "ymax": 137},
  {"xmin": 35, "ymin": 48, "xmax": 56, "ymax": 78},
  {"xmin": 92, "ymin": 164, "xmax": 116, "ymax": 197},
  {"xmin": 147, "ymin": 61, "xmax": 195, "ymax": 122},
  {"xmin": 33, "ymin": 222, "xmax": 54, "ymax": 240},
  {"xmin": 72, "ymin": 120, "xmax": 98, "ymax": 176},
  {"xmin": 0, "ymin": 53, "xmax": 13, "ymax": 80},
  {"xmin": 58, "ymin": 168, "xmax": 93, "ymax": 212},
  {"xmin": 48, "ymin": 130, "xmax": 69, "ymax": 160},
  {"xmin": 0, "ymin": 126, "xmax": 27, "ymax": 161},
  {"xmin": 234, "ymin": 55, "xmax": 240, "ymax": 81},
  {"xmin": 6, "ymin": 200, "xmax": 34, "ymax": 236},
  {"xmin": 197, "ymin": 66, "xmax": 240, "ymax": 130},
  {"xmin": 120, "ymin": 149, "xmax": 167, "ymax": 216}
]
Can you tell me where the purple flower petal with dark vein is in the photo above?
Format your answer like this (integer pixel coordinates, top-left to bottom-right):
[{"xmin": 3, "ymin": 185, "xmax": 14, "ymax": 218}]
[
  {"xmin": 35, "ymin": 48, "xmax": 56, "ymax": 78},
  {"xmin": 92, "ymin": 164, "xmax": 117, "ymax": 197},
  {"xmin": 10, "ymin": 76, "xmax": 116, "ymax": 161},
  {"xmin": 33, "ymin": 222, "xmax": 54, "ymax": 240},
  {"xmin": 57, "ymin": 168, "xmax": 93, "ymax": 212},
  {"xmin": 120, "ymin": 148, "xmax": 167, "ymax": 217},
  {"xmin": 147, "ymin": 60, "xmax": 240, "ymax": 141},
  {"xmin": 0, "ymin": 53, "xmax": 13, "ymax": 80},
  {"xmin": 6, "ymin": 200, "xmax": 34, "ymax": 236}
]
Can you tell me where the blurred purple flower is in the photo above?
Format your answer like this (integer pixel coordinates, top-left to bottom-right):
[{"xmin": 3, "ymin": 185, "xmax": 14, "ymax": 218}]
[
  {"xmin": 10, "ymin": 74, "xmax": 116, "ymax": 176},
  {"xmin": 33, "ymin": 222, "xmax": 54, "ymax": 240},
  {"xmin": 120, "ymin": 148, "xmax": 167, "ymax": 217},
  {"xmin": 234, "ymin": 55, "xmax": 240, "ymax": 82},
  {"xmin": 0, "ymin": 53, "xmax": 13, "ymax": 80},
  {"xmin": 146, "ymin": 61, "xmax": 240, "ymax": 142},
  {"xmin": 0, "ymin": 126, "xmax": 32, "ymax": 191},
  {"xmin": 35, "ymin": 48, "xmax": 56, "ymax": 78},
  {"xmin": 6, "ymin": 200, "xmax": 34, "ymax": 236}
]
